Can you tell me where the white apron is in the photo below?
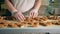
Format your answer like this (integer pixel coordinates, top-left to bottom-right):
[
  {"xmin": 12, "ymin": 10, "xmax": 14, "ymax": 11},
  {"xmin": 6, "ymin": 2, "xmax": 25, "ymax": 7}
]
[{"xmin": 11, "ymin": 0, "xmax": 35, "ymax": 13}]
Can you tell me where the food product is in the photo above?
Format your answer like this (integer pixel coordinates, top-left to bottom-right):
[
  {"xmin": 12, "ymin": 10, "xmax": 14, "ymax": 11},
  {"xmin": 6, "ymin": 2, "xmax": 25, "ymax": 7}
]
[{"xmin": 0, "ymin": 16, "xmax": 60, "ymax": 28}]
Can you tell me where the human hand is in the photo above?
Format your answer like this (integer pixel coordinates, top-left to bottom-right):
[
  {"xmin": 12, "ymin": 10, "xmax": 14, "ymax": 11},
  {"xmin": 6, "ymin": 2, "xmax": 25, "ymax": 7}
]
[
  {"xmin": 12, "ymin": 10, "xmax": 25, "ymax": 22},
  {"xmin": 29, "ymin": 9, "xmax": 38, "ymax": 18}
]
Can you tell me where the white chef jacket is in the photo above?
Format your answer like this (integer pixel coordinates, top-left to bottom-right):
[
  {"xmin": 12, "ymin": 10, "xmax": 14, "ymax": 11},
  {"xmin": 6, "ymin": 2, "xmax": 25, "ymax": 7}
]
[{"xmin": 11, "ymin": 0, "xmax": 35, "ymax": 13}]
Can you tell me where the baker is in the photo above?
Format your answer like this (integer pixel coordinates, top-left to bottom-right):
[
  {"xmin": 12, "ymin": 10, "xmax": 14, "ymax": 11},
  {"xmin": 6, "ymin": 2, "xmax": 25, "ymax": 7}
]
[{"xmin": 5, "ymin": 0, "xmax": 41, "ymax": 22}]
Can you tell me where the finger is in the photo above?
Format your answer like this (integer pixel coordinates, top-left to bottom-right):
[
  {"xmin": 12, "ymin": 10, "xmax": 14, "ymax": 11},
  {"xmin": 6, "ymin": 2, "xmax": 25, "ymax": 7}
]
[
  {"xmin": 17, "ymin": 14, "xmax": 23, "ymax": 21},
  {"xmin": 20, "ymin": 13, "xmax": 25, "ymax": 21},
  {"xmin": 14, "ymin": 13, "xmax": 23, "ymax": 21},
  {"xmin": 33, "ymin": 13, "xmax": 38, "ymax": 18},
  {"xmin": 17, "ymin": 12, "xmax": 23, "ymax": 20},
  {"xmin": 29, "ymin": 12, "xmax": 33, "ymax": 18},
  {"xmin": 15, "ymin": 14, "xmax": 21, "ymax": 21},
  {"xmin": 18, "ymin": 14, "xmax": 24, "ymax": 21},
  {"xmin": 20, "ymin": 14, "xmax": 25, "ymax": 20},
  {"xmin": 32, "ymin": 12, "xmax": 35, "ymax": 18}
]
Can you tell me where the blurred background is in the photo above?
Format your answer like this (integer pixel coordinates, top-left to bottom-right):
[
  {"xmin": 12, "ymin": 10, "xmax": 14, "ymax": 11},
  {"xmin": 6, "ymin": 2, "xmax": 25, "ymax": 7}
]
[{"xmin": 0, "ymin": 0, "xmax": 60, "ymax": 16}]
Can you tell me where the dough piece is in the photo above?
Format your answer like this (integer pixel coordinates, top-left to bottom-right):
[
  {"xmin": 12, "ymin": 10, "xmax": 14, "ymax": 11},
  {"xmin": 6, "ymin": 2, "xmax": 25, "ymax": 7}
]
[
  {"xmin": 0, "ymin": 24, "xmax": 4, "ymax": 28},
  {"xmin": 3, "ymin": 20, "xmax": 9, "ymax": 27},
  {"xmin": 9, "ymin": 23, "xmax": 18, "ymax": 28},
  {"xmin": 0, "ymin": 16, "xmax": 4, "ymax": 23},
  {"xmin": 53, "ymin": 16, "xmax": 58, "ymax": 20},
  {"xmin": 15, "ymin": 22, "xmax": 22, "ymax": 27}
]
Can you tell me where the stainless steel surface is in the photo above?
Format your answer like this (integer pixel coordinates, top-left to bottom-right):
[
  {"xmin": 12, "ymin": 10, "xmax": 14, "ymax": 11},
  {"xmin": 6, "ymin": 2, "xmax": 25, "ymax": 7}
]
[{"xmin": 0, "ymin": 25, "xmax": 60, "ymax": 34}]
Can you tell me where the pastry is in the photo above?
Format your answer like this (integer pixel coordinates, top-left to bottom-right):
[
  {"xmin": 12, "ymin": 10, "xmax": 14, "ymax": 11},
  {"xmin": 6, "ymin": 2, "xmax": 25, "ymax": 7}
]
[
  {"xmin": 0, "ymin": 24, "xmax": 4, "ymax": 28},
  {"xmin": 31, "ymin": 21, "xmax": 39, "ymax": 27},
  {"xmin": 15, "ymin": 22, "xmax": 22, "ymax": 27},
  {"xmin": 8, "ymin": 23, "xmax": 18, "ymax": 28}
]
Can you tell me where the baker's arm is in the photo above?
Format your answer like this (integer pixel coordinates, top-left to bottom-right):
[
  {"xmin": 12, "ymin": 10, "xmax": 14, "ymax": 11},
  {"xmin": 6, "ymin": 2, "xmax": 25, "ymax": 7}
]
[
  {"xmin": 5, "ymin": 0, "xmax": 17, "ymax": 12},
  {"xmin": 33, "ymin": 0, "xmax": 41, "ymax": 10},
  {"xmin": 5, "ymin": 0, "xmax": 25, "ymax": 21},
  {"xmin": 29, "ymin": 0, "xmax": 41, "ymax": 18}
]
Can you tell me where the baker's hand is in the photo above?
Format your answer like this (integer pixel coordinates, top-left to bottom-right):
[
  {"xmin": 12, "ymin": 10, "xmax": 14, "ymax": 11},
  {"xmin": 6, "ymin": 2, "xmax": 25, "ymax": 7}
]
[
  {"xmin": 29, "ymin": 9, "xmax": 38, "ymax": 18},
  {"xmin": 12, "ymin": 10, "xmax": 25, "ymax": 22}
]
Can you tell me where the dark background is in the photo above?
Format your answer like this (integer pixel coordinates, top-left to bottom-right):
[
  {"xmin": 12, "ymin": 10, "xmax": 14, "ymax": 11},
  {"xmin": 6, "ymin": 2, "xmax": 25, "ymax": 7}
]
[{"xmin": 0, "ymin": 0, "xmax": 11, "ymax": 16}]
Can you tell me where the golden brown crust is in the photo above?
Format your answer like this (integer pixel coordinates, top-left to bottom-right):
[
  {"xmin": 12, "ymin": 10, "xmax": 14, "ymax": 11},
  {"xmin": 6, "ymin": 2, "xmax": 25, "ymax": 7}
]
[
  {"xmin": 0, "ymin": 16, "xmax": 60, "ymax": 28},
  {"xmin": 8, "ymin": 23, "xmax": 18, "ymax": 28},
  {"xmin": 0, "ymin": 24, "xmax": 4, "ymax": 28}
]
